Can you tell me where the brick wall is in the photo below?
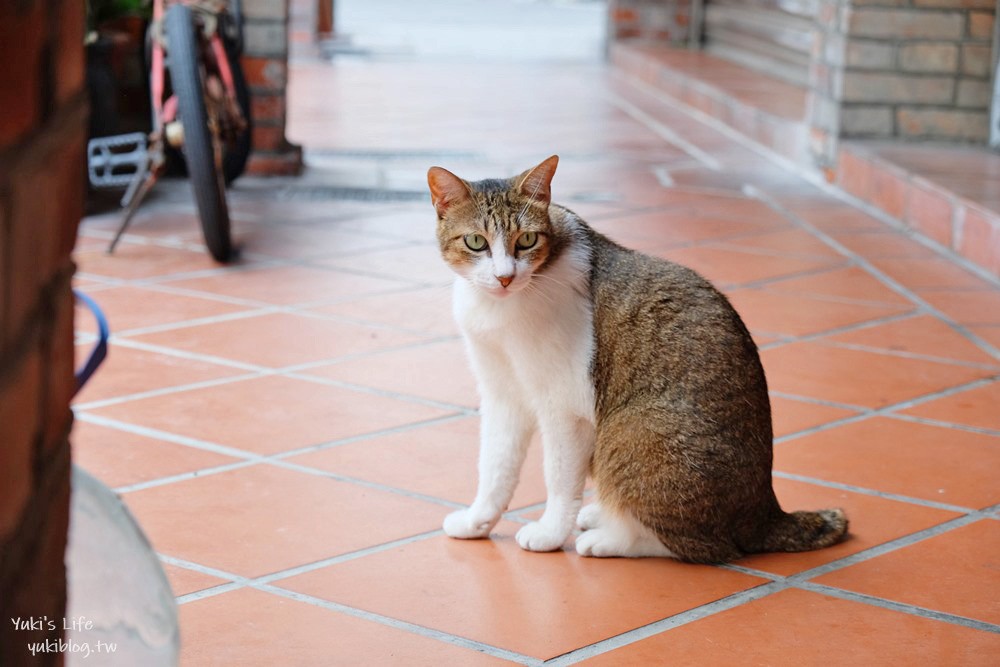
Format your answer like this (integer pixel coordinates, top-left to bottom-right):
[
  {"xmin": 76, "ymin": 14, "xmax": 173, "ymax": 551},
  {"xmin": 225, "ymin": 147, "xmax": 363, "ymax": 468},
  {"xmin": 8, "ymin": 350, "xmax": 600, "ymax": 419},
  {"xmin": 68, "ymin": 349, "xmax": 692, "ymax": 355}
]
[
  {"xmin": 608, "ymin": 0, "xmax": 693, "ymax": 44},
  {"xmin": 242, "ymin": 0, "xmax": 303, "ymax": 175},
  {"xmin": 820, "ymin": 0, "xmax": 995, "ymax": 149},
  {"xmin": 0, "ymin": 0, "xmax": 85, "ymax": 664}
]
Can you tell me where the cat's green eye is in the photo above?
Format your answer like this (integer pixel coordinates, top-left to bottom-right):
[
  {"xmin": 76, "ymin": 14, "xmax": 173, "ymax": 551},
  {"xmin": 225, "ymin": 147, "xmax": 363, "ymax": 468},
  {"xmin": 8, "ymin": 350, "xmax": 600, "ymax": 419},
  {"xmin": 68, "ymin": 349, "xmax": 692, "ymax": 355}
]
[
  {"xmin": 464, "ymin": 233, "xmax": 488, "ymax": 251},
  {"xmin": 516, "ymin": 232, "xmax": 538, "ymax": 250}
]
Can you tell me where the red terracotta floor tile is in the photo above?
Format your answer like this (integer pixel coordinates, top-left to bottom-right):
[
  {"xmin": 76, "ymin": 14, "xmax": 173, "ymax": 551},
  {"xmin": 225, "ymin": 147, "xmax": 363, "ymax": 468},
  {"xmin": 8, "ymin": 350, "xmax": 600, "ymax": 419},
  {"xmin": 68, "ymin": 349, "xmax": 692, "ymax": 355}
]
[
  {"xmin": 900, "ymin": 381, "xmax": 1000, "ymax": 431},
  {"xmin": 872, "ymin": 256, "xmax": 992, "ymax": 291},
  {"xmin": 590, "ymin": 210, "xmax": 783, "ymax": 248},
  {"xmin": 775, "ymin": 417, "xmax": 1000, "ymax": 508},
  {"xmin": 71, "ymin": 420, "xmax": 238, "ymax": 489},
  {"xmin": 760, "ymin": 265, "xmax": 914, "ymax": 307},
  {"xmin": 90, "ymin": 375, "xmax": 454, "ymax": 455},
  {"xmin": 318, "ymin": 244, "xmax": 456, "ymax": 285},
  {"xmin": 658, "ymin": 246, "xmax": 843, "ymax": 287},
  {"xmin": 72, "ymin": 285, "xmax": 251, "ymax": 335},
  {"xmin": 128, "ymin": 312, "xmax": 426, "ymax": 369},
  {"xmin": 80, "ymin": 210, "xmax": 207, "ymax": 243},
  {"xmin": 770, "ymin": 396, "xmax": 859, "ymax": 439},
  {"xmin": 309, "ymin": 285, "xmax": 458, "ymax": 337},
  {"xmin": 711, "ymin": 228, "xmax": 842, "ymax": 259},
  {"xmin": 336, "ymin": 207, "xmax": 440, "ymax": 243},
  {"xmin": 727, "ymin": 288, "xmax": 909, "ymax": 338},
  {"xmin": 162, "ymin": 564, "xmax": 230, "ymax": 598},
  {"xmin": 124, "ymin": 465, "xmax": 444, "ymax": 577},
  {"xmin": 780, "ymin": 202, "xmax": 887, "ymax": 232},
  {"xmin": 163, "ymin": 265, "xmax": 407, "ymax": 306},
  {"xmin": 287, "ymin": 416, "xmax": 546, "ymax": 509},
  {"xmin": 822, "ymin": 314, "xmax": 1000, "ymax": 367},
  {"xmin": 74, "ymin": 243, "xmax": 223, "ymax": 280},
  {"xmin": 920, "ymin": 289, "xmax": 1000, "ymax": 326},
  {"xmin": 72, "ymin": 343, "xmax": 246, "ymax": 405},
  {"xmin": 276, "ymin": 521, "xmax": 766, "ymax": 660},
  {"xmin": 761, "ymin": 341, "xmax": 995, "ymax": 408},
  {"xmin": 303, "ymin": 339, "xmax": 478, "ymax": 409},
  {"xmin": 814, "ymin": 520, "xmax": 1000, "ymax": 625},
  {"xmin": 179, "ymin": 588, "xmax": 513, "ymax": 666},
  {"xmin": 235, "ymin": 223, "xmax": 399, "ymax": 261},
  {"xmin": 970, "ymin": 325, "xmax": 1000, "ymax": 350},
  {"xmin": 739, "ymin": 477, "xmax": 961, "ymax": 577},
  {"xmin": 830, "ymin": 231, "xmax": 938, "ymax": 259},
  {"xmin": 579, "ymin": 588, "xmax": 1000, "ymax": 666}
]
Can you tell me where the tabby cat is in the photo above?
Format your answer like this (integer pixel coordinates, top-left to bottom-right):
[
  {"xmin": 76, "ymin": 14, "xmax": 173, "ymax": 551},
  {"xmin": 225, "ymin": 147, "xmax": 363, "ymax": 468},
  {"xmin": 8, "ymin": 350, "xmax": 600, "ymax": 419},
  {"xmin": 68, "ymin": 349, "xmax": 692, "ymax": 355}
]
[{"xmin": 428, "ymin": 156, "xmax": 848, "ymax": 563}]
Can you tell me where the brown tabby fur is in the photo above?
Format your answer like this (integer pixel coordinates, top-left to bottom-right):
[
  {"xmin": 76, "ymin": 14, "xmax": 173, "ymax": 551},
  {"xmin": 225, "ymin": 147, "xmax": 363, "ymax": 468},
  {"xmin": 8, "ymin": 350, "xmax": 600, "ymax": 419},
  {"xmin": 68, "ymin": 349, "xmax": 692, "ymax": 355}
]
[{"xmin": 431, "ymin": 156, "xmax": 849, "ymax": 564}]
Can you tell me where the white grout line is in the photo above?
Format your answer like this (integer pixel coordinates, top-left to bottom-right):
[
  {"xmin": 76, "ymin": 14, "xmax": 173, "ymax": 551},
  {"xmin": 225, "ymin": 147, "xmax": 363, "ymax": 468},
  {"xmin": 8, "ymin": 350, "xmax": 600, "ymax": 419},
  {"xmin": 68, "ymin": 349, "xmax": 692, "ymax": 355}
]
[
  {"xmin": 254, "ymin": 585, "xmax": 542, "ymax": 666},
  {"xmin": 796, "ymin": 582, "xmax": 1000, "ymax": 634},
  {"xmin": 605, "ymin": 92, "xmax": 724, "ymax": 171},
  {"xmin": 771, "ymin": 471, "xmax": 977, "ymax": 515},
  {"xmin": 544, "ymin": 582, "xmax": 783, "ymax": 665},
  {"xmin": 745, "ymin": 185, "xmax": 1000, "ymax": 363}
]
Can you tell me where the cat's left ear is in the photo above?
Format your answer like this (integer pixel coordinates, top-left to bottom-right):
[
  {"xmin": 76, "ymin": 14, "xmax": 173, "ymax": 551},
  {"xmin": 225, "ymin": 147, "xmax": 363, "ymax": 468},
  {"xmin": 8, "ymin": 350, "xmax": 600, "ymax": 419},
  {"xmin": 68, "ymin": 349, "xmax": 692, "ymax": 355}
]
[
  {"xmin": 427, "ymin": 166, "xmax": 471, "ymax": 219},
  {"xmin": 515, "ymin": 155, "xmax": 559, "ymax": 205}
]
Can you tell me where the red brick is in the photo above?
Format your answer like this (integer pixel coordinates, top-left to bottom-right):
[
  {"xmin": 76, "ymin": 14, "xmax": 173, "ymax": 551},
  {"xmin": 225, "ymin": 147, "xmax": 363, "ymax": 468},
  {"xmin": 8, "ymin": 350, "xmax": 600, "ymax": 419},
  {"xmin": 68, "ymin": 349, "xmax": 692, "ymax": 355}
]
[
  {"xmin": 968, "ymin": 11, "xmax": 994, "ymax": 39},
  {"xmin": 906, "ymin": 180, "xmax": 955, "ymax": 246},
  {"xmin": 849, "ymin": 8, "xmax": 965, "ymax": 39},
  {"xmin": 836, "ymin": 148, "xmax": 873, "ymax": 201},
  {"xmin": 241, "ymin": 56, "xmax": 287, "ymax": 92},
  {"xmin": 251, "ymin": 124, "xmax": 288, "ymax": 151},
  {"xmin": 898, "ymin": 42, "xmax": 959, "ymax": 72},
  {"xmin": 43, "ymin": 287, "xmax": 76, "ymax": 453},
  {"xmin": 251, "ymin": 93, "xmax": 286, "ymax": 123},
  {"xmin": 54, "ymin": 0, "xmax": 86, "ymax": 105},
  {"xmin": 247, "ymin": 150, "xmax": 304, "ymax": 176},
  {"xmin": 0, "ymin": 3, "xmax": 46, "ymax": 145},
  {"xmin": 612, "ymin": 8, "xmax": 639, "ymax": 23},
  {"xmin": 0, "ymin": 350, "xmax": 41, "ymax": 541},
  {"xmin": 897, "ymin": 107, "xmax": 990, "ymax": 141},
  {"xmin": 913, "ymin": 0, "xmax": 994, "ymax": 7},
  {"xmin": 0, "ymin": 460, "xmax": 70, "ymax": 663},
  {"xmin": 958, "ymin": 206, "xmax": 1000, "ymax": 276},
  {"xmin": 843, "ymin": 71, "xmax": 954, "ymax": 104},
  {"xmin": 961, "ymin": 44, "xmax": 992, "ymax": 77},
  {"xmin": 870, "ymin": 162, "xmax": 909, "ymax": 219}
]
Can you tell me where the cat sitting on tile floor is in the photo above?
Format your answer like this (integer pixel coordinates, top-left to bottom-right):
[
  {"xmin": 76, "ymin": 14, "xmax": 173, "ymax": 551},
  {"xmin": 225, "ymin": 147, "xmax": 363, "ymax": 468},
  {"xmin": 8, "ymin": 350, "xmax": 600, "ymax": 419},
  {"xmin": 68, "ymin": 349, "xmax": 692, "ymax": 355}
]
[{"xmin": 427, "ymin": 156, "xmax": 848, "ymax": 563}]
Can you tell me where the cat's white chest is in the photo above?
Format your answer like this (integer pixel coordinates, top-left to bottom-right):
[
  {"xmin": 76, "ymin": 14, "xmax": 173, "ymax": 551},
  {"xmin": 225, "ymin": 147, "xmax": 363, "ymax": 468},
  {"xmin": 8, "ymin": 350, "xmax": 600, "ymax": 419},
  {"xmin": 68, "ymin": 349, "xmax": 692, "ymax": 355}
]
[{"xmin": 453, "ymin": 255, "xmax": 596, "ymax": 421}]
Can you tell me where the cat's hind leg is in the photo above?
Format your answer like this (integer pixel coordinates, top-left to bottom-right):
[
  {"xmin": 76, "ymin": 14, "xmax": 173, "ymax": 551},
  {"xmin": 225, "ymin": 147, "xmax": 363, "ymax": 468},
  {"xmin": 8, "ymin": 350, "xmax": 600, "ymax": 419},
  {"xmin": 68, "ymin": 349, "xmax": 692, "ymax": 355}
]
[
  {"xmin": 575, "ymin": 507, "xmax": 676, "ymax": 559},
  {"xmin": 576, "ymin": 502, "xmax": 604, "ymax": 530}
]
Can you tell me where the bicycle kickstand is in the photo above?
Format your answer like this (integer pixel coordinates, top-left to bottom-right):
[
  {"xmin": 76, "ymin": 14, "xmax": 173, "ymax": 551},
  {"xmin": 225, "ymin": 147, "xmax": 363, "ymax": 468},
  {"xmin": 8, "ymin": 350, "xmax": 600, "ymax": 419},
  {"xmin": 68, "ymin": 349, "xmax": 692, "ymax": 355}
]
[{"xmin": 107, "ymin": 157, "xmax": 160, "ymax": 254}]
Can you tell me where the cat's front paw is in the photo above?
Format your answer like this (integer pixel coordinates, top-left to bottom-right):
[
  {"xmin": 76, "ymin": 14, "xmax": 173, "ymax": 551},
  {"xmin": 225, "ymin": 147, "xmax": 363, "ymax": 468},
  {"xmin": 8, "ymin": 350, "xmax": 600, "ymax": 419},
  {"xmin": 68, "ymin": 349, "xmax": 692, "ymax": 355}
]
[
  {"xmin": 443, "ymin": 508, "xmax": 497, "ymax": 539},
  {"xmin": 515, "ymin": 521, "xmax": 568, "ymax": 552}
]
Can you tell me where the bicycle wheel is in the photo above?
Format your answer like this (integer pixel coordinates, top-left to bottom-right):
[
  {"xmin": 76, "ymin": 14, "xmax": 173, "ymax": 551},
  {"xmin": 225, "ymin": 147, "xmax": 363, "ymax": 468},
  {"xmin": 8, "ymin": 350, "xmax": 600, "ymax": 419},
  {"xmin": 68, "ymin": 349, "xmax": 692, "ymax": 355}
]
[
  {"xmin": 165, "ymin": 4, "xmax": 233, "ymax": 262},
  {"xmin": 221, "ymin": 31, "xmax": 252, "ymax": 184}
]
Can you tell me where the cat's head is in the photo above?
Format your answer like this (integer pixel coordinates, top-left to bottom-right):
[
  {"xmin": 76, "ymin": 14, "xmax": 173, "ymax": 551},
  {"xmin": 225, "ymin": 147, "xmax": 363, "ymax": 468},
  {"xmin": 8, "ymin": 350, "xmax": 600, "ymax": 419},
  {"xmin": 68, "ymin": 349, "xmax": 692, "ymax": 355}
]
[{"xmin": 428, "ymin": 156, "xmax": 562, "ymax": 298}]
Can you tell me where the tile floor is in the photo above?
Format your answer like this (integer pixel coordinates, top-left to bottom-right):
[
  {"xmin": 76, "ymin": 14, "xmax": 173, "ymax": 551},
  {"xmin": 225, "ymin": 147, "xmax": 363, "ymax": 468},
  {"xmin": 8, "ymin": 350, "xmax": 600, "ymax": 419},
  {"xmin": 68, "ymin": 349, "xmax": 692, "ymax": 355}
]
[{"xmin": 72, "ymin": 55, "xmax": 1000, "ymax": 665}]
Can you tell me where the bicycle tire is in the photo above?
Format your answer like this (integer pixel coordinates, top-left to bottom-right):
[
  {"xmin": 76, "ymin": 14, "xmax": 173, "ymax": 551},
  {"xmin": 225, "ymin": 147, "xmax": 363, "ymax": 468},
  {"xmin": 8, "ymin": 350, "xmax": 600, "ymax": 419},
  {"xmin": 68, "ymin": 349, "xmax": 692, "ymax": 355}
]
[
  {"xmin": 165, "ymin": 4, "xmax": 233, "ymax": 262},
  {"xmin": 221, "ymin": 31, "xmax": 251, "ymax": 184}
]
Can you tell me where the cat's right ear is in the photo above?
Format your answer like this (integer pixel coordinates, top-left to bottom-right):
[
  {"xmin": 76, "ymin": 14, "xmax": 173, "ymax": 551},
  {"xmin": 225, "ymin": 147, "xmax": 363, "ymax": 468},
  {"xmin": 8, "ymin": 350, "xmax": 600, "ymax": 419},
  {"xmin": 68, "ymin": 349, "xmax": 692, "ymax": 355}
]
[{"xmin": 427, "ymin": 167, "xmax": 471, "ymax": 219}]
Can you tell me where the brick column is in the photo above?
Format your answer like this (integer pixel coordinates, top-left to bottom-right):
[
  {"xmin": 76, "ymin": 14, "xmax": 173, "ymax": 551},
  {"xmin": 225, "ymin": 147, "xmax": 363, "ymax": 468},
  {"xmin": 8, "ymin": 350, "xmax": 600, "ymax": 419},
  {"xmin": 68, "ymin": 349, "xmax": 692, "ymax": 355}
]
[
  {"xmin": 242, "ymin": 0, "xmax": 303, "ymax": 176},
  {"xmin": 0, "ymin": 0, "xmax": 86, "ymax": 664},
  {"xmin": 607, "ymin": 0, "xmax": 693, "ymax": 44},
  {"xmin": 807, "ymin": 0, "xmax": 851, "ymax": 170},
  {"xmin": 808, "ymin": 0, "xmax": 997, "ymax": 168}
]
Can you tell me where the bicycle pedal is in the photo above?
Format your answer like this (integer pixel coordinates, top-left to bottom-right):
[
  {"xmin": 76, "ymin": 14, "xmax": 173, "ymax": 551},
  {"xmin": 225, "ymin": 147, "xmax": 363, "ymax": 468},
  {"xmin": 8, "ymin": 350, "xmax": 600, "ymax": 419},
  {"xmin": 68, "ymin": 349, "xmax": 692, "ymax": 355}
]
[{"xmin": 87, "ymin": 133, "xmax": 150, "ymax": 188}]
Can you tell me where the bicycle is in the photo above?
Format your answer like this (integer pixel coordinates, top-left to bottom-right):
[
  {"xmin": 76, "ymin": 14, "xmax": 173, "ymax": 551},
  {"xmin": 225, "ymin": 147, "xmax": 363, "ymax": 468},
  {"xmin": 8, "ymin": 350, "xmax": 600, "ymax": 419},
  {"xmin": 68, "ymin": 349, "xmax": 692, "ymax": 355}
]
[{"xmin": 87, "ymin": 0, "xmax": 251, "ymax": 262}]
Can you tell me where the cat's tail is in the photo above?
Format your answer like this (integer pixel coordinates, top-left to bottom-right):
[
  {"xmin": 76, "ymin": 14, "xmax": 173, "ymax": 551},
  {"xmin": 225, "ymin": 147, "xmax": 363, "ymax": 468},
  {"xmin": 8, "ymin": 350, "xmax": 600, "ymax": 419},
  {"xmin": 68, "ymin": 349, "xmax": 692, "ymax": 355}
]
[{"xmin": 758, "ymin": 508, "xmax": 849, "ymax": 553}]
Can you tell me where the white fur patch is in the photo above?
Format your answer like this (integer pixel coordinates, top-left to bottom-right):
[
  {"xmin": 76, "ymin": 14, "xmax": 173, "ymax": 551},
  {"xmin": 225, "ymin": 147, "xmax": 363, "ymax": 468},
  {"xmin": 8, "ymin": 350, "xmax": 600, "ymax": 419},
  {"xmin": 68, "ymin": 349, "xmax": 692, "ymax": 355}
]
[{"xmin": 446, "ymin": 241, "xmax": 597, "ymax": 550}]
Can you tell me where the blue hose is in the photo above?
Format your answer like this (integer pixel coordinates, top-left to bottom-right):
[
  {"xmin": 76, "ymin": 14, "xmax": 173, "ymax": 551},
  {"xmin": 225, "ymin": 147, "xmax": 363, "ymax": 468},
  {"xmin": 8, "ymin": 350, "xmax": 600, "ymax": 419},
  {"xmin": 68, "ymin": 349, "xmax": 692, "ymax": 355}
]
[{"xmin": 73, "ymin": 289, "xmax": 109, "ymax": 395}]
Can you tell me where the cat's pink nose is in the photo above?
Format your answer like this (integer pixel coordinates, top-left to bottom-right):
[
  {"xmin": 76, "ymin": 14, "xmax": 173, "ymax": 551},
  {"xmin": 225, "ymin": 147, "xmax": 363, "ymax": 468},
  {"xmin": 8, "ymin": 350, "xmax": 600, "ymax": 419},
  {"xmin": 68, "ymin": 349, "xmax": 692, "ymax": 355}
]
[{"xmin": 496, "ymin": 275, "xmax": 514, "ymax": 288}]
